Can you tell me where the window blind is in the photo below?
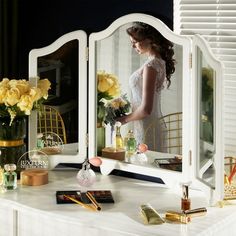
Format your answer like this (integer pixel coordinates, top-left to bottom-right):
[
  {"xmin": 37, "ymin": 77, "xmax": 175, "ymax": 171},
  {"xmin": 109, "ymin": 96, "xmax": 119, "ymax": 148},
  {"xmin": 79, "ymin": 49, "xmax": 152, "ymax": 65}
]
[{"xmin": 174, "ymin": 0, "xmax": 236, "ymax": 156}]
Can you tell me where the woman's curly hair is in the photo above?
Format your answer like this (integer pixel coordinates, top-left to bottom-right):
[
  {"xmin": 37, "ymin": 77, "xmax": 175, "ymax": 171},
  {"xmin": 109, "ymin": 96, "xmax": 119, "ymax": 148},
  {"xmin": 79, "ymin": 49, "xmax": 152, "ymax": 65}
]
[{"xmin": 127, "ymin": 22, "xmax": 175, "ymax": 88}]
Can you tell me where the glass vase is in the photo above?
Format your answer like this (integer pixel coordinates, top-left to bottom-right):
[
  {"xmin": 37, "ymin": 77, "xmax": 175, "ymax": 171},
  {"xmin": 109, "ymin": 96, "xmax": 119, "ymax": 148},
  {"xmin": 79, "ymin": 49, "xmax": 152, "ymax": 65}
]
[
  {"xmin": 0, "ymin": 116, "xmax": 27, "ymax": 178},
  {"xmin": 97, "ymin": 122, "xmax": 105, "ymax": 156}
]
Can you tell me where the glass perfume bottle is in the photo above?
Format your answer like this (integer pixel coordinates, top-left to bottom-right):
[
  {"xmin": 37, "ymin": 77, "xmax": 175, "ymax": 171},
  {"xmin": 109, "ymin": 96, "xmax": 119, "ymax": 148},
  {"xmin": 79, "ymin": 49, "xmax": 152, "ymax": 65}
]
[
  {"xmin": 181, "ymin": 183, "xmax": 191, "ymax": 211},
  {"xmin": 76, "ymin": 160, "xmax": 96, "ymax": 187},
  {"xmin": 126, "ymin": 130, "xmax": 137, "ymax": 157},
  {"xmin": 3, "ymin": 164, "xmax": 17, "ymax": 190},
  {"xmin": 115, "ymin": 125, "xmax": 124, "ymax": 149}
]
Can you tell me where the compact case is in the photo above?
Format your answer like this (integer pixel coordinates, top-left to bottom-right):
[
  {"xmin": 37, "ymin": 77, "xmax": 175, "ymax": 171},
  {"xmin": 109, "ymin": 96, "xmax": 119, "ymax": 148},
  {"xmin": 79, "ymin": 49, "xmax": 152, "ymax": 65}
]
[{"xmin": 56, "ymin": 190, "xmax": 115, "ymax": 204}]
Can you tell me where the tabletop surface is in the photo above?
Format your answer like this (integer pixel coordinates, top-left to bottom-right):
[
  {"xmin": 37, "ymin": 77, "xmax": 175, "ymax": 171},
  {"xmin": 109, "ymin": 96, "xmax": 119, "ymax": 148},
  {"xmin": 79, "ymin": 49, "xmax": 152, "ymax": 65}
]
[{"xmin": 0, "ymin": 170, "xmax": 236, "ymax": 236}]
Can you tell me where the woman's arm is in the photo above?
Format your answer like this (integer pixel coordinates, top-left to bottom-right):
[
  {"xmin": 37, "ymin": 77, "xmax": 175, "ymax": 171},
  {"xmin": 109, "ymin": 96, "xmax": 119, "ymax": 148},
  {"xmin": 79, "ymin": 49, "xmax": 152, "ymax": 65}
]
[{"xmin": 117, "ymin": 65, "xmax": 157, "ymax": 125}]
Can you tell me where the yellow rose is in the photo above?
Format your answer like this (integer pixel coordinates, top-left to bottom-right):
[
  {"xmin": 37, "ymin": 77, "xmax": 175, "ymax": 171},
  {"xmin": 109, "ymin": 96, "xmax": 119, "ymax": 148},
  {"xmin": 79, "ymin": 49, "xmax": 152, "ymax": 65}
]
[
  {"xmin": 17, "ymin": 95, "xmax": 34, "ymax": 115},
  {"xmin": 9, "ymin": 79, "xmax": 30, "ymax": 95},
  {"xmin": 106, "ymin": 75, "xmax": 120, "ymax": 97},
  {"xmin": 97, "ymin": 71, "xmax": 120, "ymax": 96},
  {"xmin": 98, "ymin": 76, "xmax": 114, "ymax": 93},
  {"xmin": 107, "ymin": 83, "xmax": 120, "ymax": 97},
  {"xmin": 118, "ymin": 97, "xmax": 127, "ymax": 107},
  {"xmin": 110, "ymin": 97, "xmax": 127, "ymax": 109},
  {"xmin": 0, "ymin": 78, "xmax": 10, "ymax": 88},
  {"xmin": 30, "ymin": 87, "xmax": 42, "ymax": 102},
  {"xmin": 4, "ymin": 88, "xmax": 21, "ymax": 106},
  {"xmin": 110, "ymin": 99, "xmax": 120, "ymax": 109},
  {"xmin": 8, "ymin": 79, "xmax": 18, "ymax": 87},
  {"xmin": 0, "ymin": 87, "xmax": 8, "ymax": 103},
  {"xmin": 37, "ymin": 79, "xmax": 51, "ymax": 99}
]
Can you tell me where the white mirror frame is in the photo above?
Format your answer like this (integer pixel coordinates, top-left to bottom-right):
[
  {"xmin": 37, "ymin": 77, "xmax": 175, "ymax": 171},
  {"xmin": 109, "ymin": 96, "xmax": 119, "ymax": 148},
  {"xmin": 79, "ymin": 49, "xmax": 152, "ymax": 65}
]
[
  {"xmin": 28, "ymin": 30, "xmax": 88, "ymax": 167},
  {"xmin": 88, "ymin": 13, "xmax": 192, "ymax": 187},
  {"xmin": 191, "ymin": 34, "xmax": 224, "ymax": 205},
  {"xmin": 27, "ymin": 14, "xmax": 224, "ymax": 203}
]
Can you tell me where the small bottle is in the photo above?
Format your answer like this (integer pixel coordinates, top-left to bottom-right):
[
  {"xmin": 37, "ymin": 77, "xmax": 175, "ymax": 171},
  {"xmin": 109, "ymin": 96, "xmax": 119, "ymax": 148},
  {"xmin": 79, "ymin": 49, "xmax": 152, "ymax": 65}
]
[
  {"xmin": 3, "ymin": 164, "xmax": 17, "ymax": 190},
  {"xmin": 181, "ymin": 184, "xmax": 191, "ymax": 211},
  {"xmin": 0, "ymin": 166, "xmax": 4, "ymax": 186},
  {"xmin": 115, "ymin": 125, "xmax": 124, "ymax": 149},
  {"xmin": 37, "ymin": 133, "xmax": 44, "ymax": 150},
  {"xmin": 126, "ymin": 130, "xmax": 137, "ymax": 157}
]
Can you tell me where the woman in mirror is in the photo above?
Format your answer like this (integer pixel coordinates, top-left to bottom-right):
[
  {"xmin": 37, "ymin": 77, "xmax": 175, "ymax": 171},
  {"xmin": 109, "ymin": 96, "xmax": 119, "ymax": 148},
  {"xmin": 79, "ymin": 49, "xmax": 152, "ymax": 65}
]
[{"xmin": 117, "ymin": 22, "xmax": 175, "ymax": 152}]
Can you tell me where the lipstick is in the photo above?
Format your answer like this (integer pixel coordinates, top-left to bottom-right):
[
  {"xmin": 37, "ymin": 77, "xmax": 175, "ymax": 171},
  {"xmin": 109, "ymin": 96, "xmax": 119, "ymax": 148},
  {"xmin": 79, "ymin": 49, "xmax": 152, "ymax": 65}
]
[
  {"xmin": 165, "ymin": 211, "xmax": 191, "ymax": 224},
  {"xmin": 183, "ymin": 207, "xmax": 207, "ymax": 217}
]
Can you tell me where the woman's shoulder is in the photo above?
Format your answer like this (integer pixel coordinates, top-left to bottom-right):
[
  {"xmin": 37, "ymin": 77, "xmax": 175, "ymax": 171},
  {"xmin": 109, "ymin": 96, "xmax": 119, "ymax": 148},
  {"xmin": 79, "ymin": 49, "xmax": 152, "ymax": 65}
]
[{"xmin": 145, "ymin": 57, "xmax": 165, "ymax": 70}]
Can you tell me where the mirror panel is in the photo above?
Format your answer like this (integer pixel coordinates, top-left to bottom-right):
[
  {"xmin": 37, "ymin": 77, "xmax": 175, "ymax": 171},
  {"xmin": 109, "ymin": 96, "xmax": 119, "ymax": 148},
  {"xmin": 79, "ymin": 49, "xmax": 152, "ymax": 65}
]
[
  {"xmin": 37, "ymin": 40, "xmax": 79, "ymax": 148},
  {"xmin": 89, "ymin": 14, "xmax": 192, "ymax": 181},
  {"xmin": 196, "ymin": 47, "xmax": 216, "ymax": 188},
  {"xmin": 29, "ymin": 31, "xmax": 87, "ymax": 166},
  {"xmin": 95, "ymin": 24, "xmax": 183, "ymax": 158},
  {"xmin": 192, "ymin": 34, "xmax": 223, "ymax": 204}
]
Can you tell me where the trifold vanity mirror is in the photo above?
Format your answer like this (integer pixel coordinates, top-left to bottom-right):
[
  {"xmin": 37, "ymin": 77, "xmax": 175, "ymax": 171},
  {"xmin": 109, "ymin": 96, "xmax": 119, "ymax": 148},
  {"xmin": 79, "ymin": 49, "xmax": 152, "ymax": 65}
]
[{"xmin": 28, "ymin": 13, "xmax": 223, "ymax": 205}]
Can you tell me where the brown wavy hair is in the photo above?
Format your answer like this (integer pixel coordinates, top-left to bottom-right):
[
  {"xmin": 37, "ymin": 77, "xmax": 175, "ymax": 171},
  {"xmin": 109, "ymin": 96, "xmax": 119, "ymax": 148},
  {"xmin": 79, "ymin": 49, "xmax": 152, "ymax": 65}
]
[{"xmin": 127, "ymin": 22, "xmax": 175, "ymax": 88}]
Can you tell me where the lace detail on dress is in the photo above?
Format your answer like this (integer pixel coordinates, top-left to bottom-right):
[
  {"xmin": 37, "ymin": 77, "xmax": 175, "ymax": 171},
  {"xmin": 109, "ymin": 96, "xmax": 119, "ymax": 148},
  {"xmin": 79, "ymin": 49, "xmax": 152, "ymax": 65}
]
[
  {"xmin": 128, "ymin": 57, "xmax": 168, "ymax": 152},
  {"xmin": 145, "ymin": 57, "xmax": 166, "ymax": 92}
]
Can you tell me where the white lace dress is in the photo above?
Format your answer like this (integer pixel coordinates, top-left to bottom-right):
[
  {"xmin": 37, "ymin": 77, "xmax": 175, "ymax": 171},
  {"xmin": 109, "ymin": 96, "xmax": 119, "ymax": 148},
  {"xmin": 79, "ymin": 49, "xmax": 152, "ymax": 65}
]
[{"xmin": 129, "ymin": 57, "xmax": 167, "ymax": 152}]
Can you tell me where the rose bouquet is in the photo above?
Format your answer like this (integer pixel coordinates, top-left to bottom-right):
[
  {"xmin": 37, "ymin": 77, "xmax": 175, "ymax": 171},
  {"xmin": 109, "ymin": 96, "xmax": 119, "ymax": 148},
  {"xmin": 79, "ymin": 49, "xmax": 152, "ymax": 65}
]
[
  {"xmin": 97, "ymin": 70, "xmax": 130, "ymax": 127},
  {"xmin": 100, "ymin": 95, "xmax": 130, "ymax": 127},
  {"xmin": 0, "ymin": 77, "xmax": 51, "ymax": 125}
]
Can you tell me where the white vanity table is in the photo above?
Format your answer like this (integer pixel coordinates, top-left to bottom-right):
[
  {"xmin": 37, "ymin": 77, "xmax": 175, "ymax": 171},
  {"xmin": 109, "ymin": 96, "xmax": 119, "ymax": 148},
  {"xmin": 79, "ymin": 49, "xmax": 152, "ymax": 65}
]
[
  {"xmin": 22, "ymin": 14, "xmax": 233, "ymax": 236},
  {"xmin": 0, "ymin": 170, "xmax": 236, "ymax": 236}
]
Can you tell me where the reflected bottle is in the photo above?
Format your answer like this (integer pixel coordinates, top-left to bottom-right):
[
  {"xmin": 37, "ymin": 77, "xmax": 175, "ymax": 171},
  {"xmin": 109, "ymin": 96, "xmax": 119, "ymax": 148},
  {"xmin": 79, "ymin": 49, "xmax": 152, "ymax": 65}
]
[
  {"xmin": 115, "ymin": 125, "xmax": 124, "ymax": 149},
  {"xmin": 3, "ymin": 164, "xmax": 17, "ymax": 190},
  {"xmin": 126, "ymin": 130, "xmax": 137, "ymax": 157},
  {"xmin": 37, "ymin": 133, "xmax": 44, "ymax": 150}
]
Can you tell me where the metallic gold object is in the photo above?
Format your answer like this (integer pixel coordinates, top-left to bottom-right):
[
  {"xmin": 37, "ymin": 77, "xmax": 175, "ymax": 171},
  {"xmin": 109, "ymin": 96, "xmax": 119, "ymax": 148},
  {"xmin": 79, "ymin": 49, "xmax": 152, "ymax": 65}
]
[
  {"xmin": 86, "ymin": 191, "xmax": 102, "ymax": 211},
  {"xmin": 165, "ymin": 211, "xmax": 191, "ymax": 224},
  {"xmin": 63, "ymin": 195, "xmax": 95, "ymax": 211},
  {"xmin": 140, "ymin": 204, "xmax": 165, "ymax": 225},
  {"xmin": 63, "ymin": 195, "xmax": 96, "ymax": 211},
  {"xmin": 183, "ymin": 207, "xmax": 207, "ymax": 217},
  {"xmin": 165, "ymin": 207, "xmax": 207, "ymax": 223},
  {"xmin": 20, "ymin": 169, "xmax": 48, "ymax": 186},
  {"xmin": 0, "ymin": 139, "xmax": 24, "ymax": 147}
]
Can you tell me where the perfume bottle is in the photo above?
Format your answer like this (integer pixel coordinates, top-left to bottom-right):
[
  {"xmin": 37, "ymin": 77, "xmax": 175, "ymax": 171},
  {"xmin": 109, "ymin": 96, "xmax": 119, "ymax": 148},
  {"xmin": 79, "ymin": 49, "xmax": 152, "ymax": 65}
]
[
  {"xmin": 181, "ymin": 184, "xmax": 191, "ymax": 211},
  {"xmin": 37, "ymin": 133, "xmax": 44, "ymax": 150},
  {"xmin": 0, "ymin": 166, "xmax": 4, "ymax": 187},
  {"xmin": 76, "ymin": 160, "xmax": 96, "ymax": 187},
  {"xmin": 126, "ymin": 130, "xmax": 137, "ymax": 157},
  {"xmin": 3, "ymin": 164, "xmax": 17, "ymax": 190},
  {"xmin": 115, "ymin": 125, "xmax": 124, "ymax": 149}
]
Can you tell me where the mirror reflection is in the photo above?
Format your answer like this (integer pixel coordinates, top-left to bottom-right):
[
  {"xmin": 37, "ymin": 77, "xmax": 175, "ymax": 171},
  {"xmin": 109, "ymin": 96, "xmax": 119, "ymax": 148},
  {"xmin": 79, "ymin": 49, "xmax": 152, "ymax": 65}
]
[
  {"xmin": 197, "ymin": 47, "xmax": 215, "ymax": 188},
  {"xmin": 96, "ymin": 22, "xmax": 183, "ymax": 171},
  {"xmin": 37, "ymin": 40, "xmax": 79, "ymax": 154}
]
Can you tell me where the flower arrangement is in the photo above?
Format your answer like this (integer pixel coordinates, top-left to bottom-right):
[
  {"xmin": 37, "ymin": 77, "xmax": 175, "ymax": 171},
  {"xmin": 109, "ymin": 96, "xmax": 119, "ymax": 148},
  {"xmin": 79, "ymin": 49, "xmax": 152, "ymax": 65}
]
[
  {"xmin": 97, "ymin": 70, "xmax": 130, "ymax": 127},
  {"xmin": 100, "ymin": 95, "xmax": 131, "ymax": 127},
  {"xmin": 0, "ymin": 77, "xmax": 51, "ymax": 125}
]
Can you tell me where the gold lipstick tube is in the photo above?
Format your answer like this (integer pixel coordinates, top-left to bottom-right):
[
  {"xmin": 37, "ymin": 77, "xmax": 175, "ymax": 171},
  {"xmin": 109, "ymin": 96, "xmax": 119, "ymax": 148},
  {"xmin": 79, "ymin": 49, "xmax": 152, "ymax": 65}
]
[
  {"xmin": 165, "ymin": 211, "xmax": 191, "ymax": 224},
  {"xmin": 183, "ymin": 207, "xmax": 207, "ymax": 217}
]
